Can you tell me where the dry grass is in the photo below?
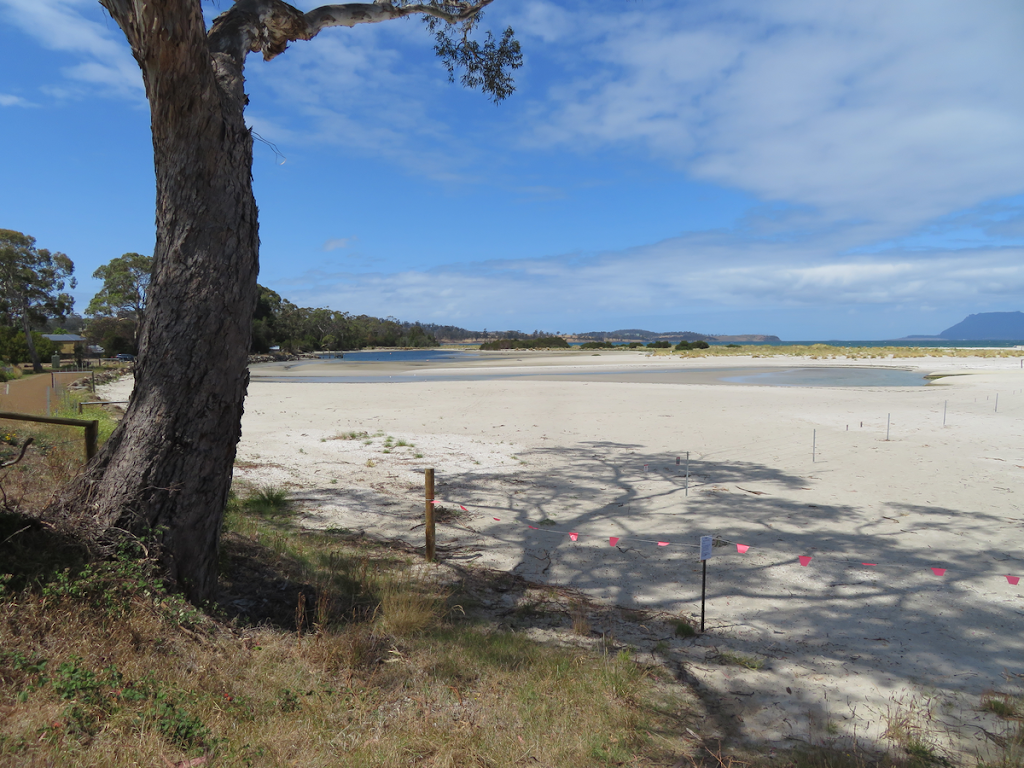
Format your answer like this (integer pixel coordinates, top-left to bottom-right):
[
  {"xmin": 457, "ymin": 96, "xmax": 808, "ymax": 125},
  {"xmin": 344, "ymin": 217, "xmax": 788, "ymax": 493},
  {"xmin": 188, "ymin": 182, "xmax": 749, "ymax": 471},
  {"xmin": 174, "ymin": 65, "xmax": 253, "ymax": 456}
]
[
  {"xmin": 0, "ymin": 488, "xmax": 702, "ymax": 766},
  {"xmin": 0, "ymin": 391, "xmax": 120, "ymax": 512}
]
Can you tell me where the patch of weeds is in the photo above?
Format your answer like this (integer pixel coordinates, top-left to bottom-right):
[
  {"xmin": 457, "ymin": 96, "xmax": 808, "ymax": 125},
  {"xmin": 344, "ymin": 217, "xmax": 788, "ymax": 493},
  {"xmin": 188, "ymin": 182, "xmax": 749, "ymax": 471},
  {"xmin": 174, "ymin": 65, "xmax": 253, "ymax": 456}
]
[
  {"xmin": 982, "ymin": 694, "xmax": 1022, "ymax": 719},
  {"xmin": 904, "ymin": 739, "xmax": 952, "ymax": 767},
  {"xmin": 537, "ymin": 519, "xmax": 557, "ymax": 526},
  {"xmin": 146, "ymin": 689, "xmax": 212, "ymax": 752},
  {"xmin": 884, "ymin": 693, "xmax": 955, "ymax": 768},
  {"xmin": 432, "ymin": 505, "xmax": 465, "ymax": 524},
  {"xmin": 714, "ymin": 651, "xmax": 765, "ymax": 670},
  {"xmin": 571, "ymin": 601, "xmax": 591, "ymax": 636},
  {"xmin": 414, "ymin": 453, "xmax": 423, "ymax": 459},
  {"xmin": 366, "ymin": 459, "xmax": 375, "ymax": 467},
  {"xmin": 40, "ymin": 547, "xmax": 175, "ymax": 622},
  {"xmin": 673, "ymin": 619, "xmax": 696, "ymax": 638},
  {"xmin": 335, "ymin": 430, "xmax": 369, "ymax": 441},
  {"xmin": 372, "ymin": 569, "xmax": 448, "ymax": 637},
  {"xmin": 242, "ymin": 485, "xmax": 292, "ymax": 518},
  {"xmin": 275, "ymin": 687, "xmax": 301, "ymax": 713}
]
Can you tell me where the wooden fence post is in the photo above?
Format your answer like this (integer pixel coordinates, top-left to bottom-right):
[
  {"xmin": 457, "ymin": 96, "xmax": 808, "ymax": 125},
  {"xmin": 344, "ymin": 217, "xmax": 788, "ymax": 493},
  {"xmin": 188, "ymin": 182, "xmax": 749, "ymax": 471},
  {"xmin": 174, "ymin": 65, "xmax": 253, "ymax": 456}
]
[
  {"xmin": 425, "ymin": 468, "xmax": 435, "ymax": 562},
  {"xmin": 0, "ymin": 411, "xmax": 100, "ymax": 464},
  {"xmin": 84, "ymin": 420, "xmax": 98, "ymax": 462}
]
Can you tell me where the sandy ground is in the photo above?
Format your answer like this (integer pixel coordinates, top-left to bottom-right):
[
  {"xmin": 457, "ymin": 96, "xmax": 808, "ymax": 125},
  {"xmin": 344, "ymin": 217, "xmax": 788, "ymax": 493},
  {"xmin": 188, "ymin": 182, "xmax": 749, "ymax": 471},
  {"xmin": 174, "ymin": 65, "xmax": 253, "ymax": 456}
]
[{"xmin": 100, "ymin": 351, "xmax": 1024, "ymax": 750}]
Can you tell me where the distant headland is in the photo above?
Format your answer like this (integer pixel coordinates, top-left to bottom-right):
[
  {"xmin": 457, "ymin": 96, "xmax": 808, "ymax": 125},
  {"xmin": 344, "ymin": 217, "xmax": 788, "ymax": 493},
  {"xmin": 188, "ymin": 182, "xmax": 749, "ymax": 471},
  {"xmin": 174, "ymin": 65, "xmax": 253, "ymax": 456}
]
[{"xmin": 907, "ymin": 311, "xmax": 1024, "ymax": 341}]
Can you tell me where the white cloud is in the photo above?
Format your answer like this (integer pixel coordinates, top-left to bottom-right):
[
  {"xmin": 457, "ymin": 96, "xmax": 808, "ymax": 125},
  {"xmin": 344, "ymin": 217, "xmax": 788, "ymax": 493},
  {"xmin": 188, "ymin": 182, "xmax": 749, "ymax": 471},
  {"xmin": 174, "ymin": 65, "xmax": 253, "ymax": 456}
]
[
  {"xmin": 275, "ymin": 227, "xmax": 1024, "ymax": 332},
  {"xmin": 323, "ymin": 237, "xmax": 356, "ymax": 252},
  {"xmin": 0, "ymin": 93, "xmax": 34, "ymax": 107},
  {"xmin": 0, "ymin": 0, "xmax": 143, "ymax": 98},
  {"xmin": 530, "ymin": 0, "xmax": 1024, "ymax": 235}
]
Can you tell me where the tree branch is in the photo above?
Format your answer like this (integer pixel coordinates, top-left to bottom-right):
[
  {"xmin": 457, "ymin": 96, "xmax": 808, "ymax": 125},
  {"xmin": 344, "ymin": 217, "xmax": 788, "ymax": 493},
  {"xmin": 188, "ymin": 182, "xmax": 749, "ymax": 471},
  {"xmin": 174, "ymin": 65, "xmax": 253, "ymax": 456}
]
[{"xmin": 208, "ymin": 0, "xmax": 494, "ymax": 62}]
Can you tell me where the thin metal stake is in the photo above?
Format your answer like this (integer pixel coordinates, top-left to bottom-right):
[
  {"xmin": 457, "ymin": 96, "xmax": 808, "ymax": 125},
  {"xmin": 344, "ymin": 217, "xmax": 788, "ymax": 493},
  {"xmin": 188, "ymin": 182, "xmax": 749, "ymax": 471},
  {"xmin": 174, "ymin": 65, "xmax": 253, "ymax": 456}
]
[
  {"xmin": 685, "ymin": 451, "xmax": 690, "ymax": 496},
  {"xmin": 943, "ymin": 400, "xmax": 947, "ymax": 426},
  {"xmin": 995, "ymin": 393, "xmax": 999, "ymax": 413},
  {"xmin": 812, "ymin": 429, "xmax": 816, "ymax": 462},
  {"xmin": 886, "ymin": 413, "xmax": 890, "ymax": 441},
  {"xmin": 700, "ymin": 559, "xmax": 707, "ymax": 633}
]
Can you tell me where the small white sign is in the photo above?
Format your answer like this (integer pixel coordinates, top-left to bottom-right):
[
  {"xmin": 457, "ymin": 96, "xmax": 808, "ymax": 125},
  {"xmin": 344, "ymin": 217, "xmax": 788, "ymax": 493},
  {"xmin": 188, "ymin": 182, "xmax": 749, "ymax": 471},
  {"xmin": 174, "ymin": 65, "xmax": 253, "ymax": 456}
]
[{"xmin": 700, "ymin": 535, "xmax": 713, "ymax": 561}]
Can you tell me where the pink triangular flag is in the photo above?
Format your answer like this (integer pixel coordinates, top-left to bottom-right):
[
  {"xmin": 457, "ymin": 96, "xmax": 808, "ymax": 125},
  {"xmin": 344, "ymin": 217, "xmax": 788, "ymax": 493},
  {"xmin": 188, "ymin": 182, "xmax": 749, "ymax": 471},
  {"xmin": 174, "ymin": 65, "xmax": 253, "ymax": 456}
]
[
  {"xmin": 931, "ymin": 567, "xmax": 946, "ymax": 576},
  {"xmin": 609, "ymin": 537, "xmax": 619, "ymax": 547},
  {"xmin": 736, "ymin": 544, "xmax": 749, "ymax": 554},
  {"xmin": 799, "ymin": 556, "xmax": 812, "ymax": 566},
  {"xmin": 493, "ymin": 517, "xmax": 500, "ymax": 521},
  {"xmin": 569, "ymin": 532, "xmax": 578, "ymax": 542},
  {"xmin": 430, "ymin": 499, "xmax": 440, "ymax": 504},
  {"xmin": 862, "ymin": 563, "xmax": 877, "ymax": 567},
  {"xmin": 1006, "ymin": 575, "xmax": 1020, "ymax": 586},
  {"xmin": 657, "ymin": 541, "xmax": 669, "ymax": 546},
  {"xmin": 528, "ymin": 525, "xmax": 538, "ymax": 530},
  {"xmin": 460, "ymin": 505, "xmax": 468, "ymax": 511}
]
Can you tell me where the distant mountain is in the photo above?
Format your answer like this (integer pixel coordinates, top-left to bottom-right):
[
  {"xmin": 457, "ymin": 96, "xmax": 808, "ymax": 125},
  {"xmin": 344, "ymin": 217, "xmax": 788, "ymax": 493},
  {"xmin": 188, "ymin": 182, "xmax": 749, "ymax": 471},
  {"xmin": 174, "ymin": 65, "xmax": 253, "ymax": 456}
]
[{"xmin": 937, "ymin": 312, "xmax": 1024, "ymax": 340}]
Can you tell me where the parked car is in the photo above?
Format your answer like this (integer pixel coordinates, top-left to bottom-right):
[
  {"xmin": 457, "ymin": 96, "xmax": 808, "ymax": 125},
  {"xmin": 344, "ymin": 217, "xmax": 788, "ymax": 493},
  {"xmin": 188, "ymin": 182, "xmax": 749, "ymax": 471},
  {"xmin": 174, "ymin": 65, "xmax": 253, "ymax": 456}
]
[{"xmin": 115, "ymin": 353, "xmax": 135, "ymax": 362}]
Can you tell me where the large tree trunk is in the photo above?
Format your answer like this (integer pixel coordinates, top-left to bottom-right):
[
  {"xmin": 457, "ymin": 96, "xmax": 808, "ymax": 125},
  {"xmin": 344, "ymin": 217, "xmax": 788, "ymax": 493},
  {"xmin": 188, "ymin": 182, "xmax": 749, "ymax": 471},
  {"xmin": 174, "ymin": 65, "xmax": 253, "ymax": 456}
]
[
  {"xmin": 54, "ymin": 0, "xmax": 501, "ymax": 605},
  {"xmin": 57, "ymin": 0, "xmax": 259, "ymax": 604}
]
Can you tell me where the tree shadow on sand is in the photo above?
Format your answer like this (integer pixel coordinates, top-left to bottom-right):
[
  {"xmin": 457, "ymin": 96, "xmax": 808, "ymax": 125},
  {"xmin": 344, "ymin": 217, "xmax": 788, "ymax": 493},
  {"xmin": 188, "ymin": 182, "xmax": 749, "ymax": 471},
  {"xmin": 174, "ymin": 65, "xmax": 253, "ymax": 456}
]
[{"xmin": 297, "ymin": 437, "xmax": 1024, "ymax": 748}]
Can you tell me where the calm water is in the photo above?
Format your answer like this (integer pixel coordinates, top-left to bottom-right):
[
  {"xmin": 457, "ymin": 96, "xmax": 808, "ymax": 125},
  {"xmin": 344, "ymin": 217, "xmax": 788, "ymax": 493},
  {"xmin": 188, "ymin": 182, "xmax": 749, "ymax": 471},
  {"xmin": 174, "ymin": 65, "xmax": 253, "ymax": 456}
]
[
  {"xmin": 255, "ymin": 351, "xmax": 932, "ymax": 388},
  {"xmin": 721, "ymin": 367, "xmax": 929, "ymax": 387},
  {"xmin": 318, "ymin": 349, "xmax": 483, "ymax": 363}
]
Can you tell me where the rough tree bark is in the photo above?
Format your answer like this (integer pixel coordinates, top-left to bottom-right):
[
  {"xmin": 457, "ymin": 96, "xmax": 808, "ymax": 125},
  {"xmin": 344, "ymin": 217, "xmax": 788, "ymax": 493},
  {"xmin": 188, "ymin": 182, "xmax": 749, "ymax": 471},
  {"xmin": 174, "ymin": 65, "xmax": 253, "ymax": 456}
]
[{"xmin": 55, "ymin": 0, "xmax": 507, "ymax": 604}]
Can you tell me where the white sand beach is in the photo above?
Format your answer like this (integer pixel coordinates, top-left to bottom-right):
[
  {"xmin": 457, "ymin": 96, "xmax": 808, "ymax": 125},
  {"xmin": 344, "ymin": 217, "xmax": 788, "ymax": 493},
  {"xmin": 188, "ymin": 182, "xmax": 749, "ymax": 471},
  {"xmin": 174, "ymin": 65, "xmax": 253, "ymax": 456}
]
[{"xmin": 101, "ymin": 350, "xmax": 1024, "ymax": 748}]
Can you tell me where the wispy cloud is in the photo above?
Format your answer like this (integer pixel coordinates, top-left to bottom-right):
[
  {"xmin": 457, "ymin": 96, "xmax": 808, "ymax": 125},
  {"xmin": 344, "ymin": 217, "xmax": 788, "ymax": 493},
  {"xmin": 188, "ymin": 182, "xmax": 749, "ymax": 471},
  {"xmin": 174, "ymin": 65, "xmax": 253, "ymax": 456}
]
[
  {"xmin": 274, "ymin": 226, "xmax": 1024, "ymax": 334},
  {"xmin": 526, "ymin": 0, "xmax": 1024, "ymax": 236},
  {"xmin": 0, "ymin": 0, "xmax": 142, "ymax": 99},
  {"xmin": 0, "ymin": 93, "xmax": 35, "ymax": 107},
  {"xmin": 323, "ymin": 237, "xmax": 357, "ymax": 252}
]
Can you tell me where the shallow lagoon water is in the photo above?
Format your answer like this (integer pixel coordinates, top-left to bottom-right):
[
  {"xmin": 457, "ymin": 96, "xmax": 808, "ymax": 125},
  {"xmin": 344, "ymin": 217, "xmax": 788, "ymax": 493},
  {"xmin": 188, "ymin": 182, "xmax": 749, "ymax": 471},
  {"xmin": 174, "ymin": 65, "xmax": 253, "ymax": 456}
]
[
  {"xmin": 254, "ymin": 353, "xmax": 930, "ymax": 388},
  {"xmin": 720, "ymin": 367, "xmax": 929, "ymax": 387}
]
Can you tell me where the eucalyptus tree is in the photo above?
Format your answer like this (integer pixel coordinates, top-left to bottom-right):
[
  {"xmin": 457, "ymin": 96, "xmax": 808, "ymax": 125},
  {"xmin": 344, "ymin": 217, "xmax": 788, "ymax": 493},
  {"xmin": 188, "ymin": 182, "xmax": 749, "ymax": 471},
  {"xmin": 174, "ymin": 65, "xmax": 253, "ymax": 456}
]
[
  {"xmin": 0, "ymin": 229, "xmax": 76, "ymax": 373},
  {"xmin": 87, "ymin": 252, "xmax": 154, "ymax": 352},
  {"xmin": 57, "ymin": 1, "xmax": 521, "ymax": 603}
]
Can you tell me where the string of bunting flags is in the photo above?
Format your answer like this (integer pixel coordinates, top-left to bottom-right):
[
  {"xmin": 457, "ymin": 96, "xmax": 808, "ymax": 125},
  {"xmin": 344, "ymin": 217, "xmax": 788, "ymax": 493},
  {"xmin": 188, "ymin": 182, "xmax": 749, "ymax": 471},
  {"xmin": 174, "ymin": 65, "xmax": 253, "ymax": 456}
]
[{"xmin": 429, "ymin": 499, "xmax": 1022, "ymax": 587}]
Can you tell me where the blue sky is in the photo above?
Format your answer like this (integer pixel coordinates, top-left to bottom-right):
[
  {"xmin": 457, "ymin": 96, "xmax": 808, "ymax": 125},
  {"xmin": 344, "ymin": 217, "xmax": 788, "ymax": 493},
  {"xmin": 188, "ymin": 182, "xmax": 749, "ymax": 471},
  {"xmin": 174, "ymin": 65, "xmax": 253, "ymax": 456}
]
[{"xmin": 2, "ymin": 0, "xmax": 1023, "ymax": 340}]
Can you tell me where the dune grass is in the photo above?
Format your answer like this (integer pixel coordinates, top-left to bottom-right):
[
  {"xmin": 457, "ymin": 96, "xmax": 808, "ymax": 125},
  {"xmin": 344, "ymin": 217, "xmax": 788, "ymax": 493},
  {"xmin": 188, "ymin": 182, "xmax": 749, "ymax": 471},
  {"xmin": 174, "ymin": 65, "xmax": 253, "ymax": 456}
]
[{"xmin": 660, "ymin": 344, "xmax": 1024, "ymax": 360}]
